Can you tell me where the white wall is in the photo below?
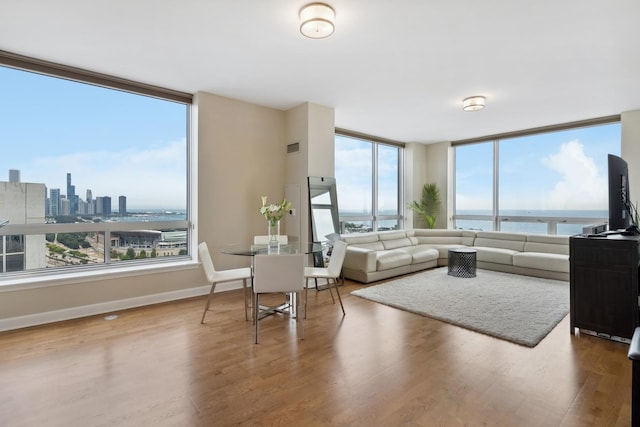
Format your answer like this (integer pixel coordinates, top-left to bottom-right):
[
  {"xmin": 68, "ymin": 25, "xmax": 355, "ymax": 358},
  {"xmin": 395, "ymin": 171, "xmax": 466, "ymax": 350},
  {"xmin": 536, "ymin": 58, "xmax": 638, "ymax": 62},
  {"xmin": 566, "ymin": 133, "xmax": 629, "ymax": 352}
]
[
  {"xmin": 0, "ymin": 92, "xmax": 335, "ymax": 330},
  {"xmin": 622, "ymin": 110, "xmax": 640, "ymax": 205},
  {"xmin": 284, "ymin": 102, "xmax": 335, "ymax": 244},
  {"xmin": 405, "ymin": 141, "xmax": 450, "ymax": 229}
]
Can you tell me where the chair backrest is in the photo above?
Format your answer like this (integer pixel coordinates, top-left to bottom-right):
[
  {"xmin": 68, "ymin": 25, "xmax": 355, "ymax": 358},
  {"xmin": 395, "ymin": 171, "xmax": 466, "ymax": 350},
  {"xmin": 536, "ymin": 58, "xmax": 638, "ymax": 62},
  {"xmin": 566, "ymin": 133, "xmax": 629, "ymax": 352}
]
[
  {"xmin": 326, "ymin": 240, "xmax": 347, "ymax": 278},
  {"xmin": 198, "ymin": 242, "xmax": 217, "ymax": 282},
  {"xmin": 253, "ymin": 235, "xmax": 288, "ymax": 245},
  {"xmin": 253, "ymin": 254, "xmax": 304, "ymax": 293}
]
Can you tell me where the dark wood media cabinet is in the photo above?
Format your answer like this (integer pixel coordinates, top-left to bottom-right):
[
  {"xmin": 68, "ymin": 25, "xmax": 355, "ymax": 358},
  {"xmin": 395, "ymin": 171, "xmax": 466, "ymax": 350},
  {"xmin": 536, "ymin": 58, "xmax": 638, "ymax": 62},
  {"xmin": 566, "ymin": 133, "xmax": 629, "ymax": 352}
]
[{"xmin": 570, "ymin": 234, "xmax": 640, "ymax": 342}]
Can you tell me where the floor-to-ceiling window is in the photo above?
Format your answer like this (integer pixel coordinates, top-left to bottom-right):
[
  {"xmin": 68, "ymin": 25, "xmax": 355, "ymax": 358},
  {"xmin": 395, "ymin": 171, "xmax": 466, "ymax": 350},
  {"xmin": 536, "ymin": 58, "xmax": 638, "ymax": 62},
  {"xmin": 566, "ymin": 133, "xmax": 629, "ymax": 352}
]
[
  {"xmin": 0, "ymin": 52, "xmax": 192, "ymax": 280},
  {"xmin": 454, "ymin": 118, "xmax": 620, "ymax": 235},
  {"xmin": 335, "ymin": 131, "xmax": 403, "ymax": 233}
]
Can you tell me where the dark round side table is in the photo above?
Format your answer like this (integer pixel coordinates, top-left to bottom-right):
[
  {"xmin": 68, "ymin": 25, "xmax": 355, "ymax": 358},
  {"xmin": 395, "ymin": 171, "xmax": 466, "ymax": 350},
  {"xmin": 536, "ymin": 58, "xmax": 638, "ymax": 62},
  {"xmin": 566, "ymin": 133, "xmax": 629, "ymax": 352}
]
[{"xmin": 448, "ymin": 248, "xmax": 477, "ymax": 278}]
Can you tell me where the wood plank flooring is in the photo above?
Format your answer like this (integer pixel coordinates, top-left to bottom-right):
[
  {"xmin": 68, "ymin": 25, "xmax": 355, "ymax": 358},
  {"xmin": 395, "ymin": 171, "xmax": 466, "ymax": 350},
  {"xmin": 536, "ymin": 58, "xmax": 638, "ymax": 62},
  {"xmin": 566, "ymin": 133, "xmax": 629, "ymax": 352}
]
[{"xmin": 0, "ymin": 274, "xmax": 633, "ymax": 426}]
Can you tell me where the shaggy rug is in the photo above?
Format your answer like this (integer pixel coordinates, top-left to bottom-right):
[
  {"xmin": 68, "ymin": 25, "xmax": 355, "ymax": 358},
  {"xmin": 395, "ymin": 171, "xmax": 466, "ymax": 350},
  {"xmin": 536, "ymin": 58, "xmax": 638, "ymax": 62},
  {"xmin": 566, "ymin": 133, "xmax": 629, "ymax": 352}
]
[{"xmin": 351, "ymin": 268, "xmax": 569, "ymax": 347}]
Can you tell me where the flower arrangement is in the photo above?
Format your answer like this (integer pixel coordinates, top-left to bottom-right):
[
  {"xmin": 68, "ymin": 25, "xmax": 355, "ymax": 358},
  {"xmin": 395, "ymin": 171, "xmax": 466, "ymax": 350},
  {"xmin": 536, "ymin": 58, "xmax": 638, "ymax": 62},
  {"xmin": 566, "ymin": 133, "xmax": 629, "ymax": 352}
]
[{"xmin": 259, "ymin": 196, "xmax": 291, "ymax": 226}]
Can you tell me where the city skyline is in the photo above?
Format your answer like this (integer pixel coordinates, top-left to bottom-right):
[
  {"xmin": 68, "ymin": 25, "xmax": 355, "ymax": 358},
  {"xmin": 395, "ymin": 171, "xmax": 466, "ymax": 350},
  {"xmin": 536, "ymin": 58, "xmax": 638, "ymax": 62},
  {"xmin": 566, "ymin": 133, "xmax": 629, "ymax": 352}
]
[
  {"xmin": 7, "ymin": 169, "xmax": 127, "ymax": 216},
  {"xmin": 0, "ymin": 65, "xmax": 188, "ymax": 210}
]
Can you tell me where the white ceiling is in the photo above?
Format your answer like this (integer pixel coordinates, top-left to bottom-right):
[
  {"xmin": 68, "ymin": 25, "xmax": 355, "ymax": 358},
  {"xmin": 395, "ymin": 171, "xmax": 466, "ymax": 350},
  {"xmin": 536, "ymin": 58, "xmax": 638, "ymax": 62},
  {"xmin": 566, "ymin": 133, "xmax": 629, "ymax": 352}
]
[{"xmin": 1, "ymin": 0, "xmax": 639, "ymax": 144}]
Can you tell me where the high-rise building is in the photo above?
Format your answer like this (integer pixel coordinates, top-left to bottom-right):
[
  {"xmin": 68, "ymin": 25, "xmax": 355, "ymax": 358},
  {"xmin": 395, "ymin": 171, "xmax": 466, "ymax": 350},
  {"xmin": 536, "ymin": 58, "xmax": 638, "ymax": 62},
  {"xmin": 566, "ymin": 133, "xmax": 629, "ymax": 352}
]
[
  {"xmin": 60, "ymin": 197, "xmax": 70, "ymax": 216},
  {"xmin": 50, "ymin": 188, "xmax": 61, "ymax": 216},
  {"xmin": 9, "ymin": 169, "xmax": 20, "ymax": 183},
  {"xmin": 86, "ymin": 189, "xmax": 92, "ymax": 204},
  {"xmin": 119, "ymin": 196, "xmax": 126, "ymax": 216},
  {"xmin": 66, "ymin": 173, "xmax": 78, "ymax": 214},
  {"xmin": 77, "ymin": 199, "xmax": 87, "ymax": 215},
  {"xmin": 95, "ymin": 196, "xmax": 103, "ymax": 214},
  {"xmin": 103, "ymin": 196, "xmax": 112, "ymax": 215}
]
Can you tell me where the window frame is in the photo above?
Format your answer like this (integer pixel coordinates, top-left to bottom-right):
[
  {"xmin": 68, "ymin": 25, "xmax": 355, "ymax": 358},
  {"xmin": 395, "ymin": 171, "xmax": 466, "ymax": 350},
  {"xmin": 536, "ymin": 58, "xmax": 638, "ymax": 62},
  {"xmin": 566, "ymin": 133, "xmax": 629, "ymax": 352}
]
[
  {"xmin": 0, "ymin": 51, "xmax": 195, "ymax": 286},
  {"xmin": 335, "ymin": 129, "xmax": 404, "ymax": 233},
  {"xmin": 452, "ymin": 116, "xmax": 620, "ymax": 235}
]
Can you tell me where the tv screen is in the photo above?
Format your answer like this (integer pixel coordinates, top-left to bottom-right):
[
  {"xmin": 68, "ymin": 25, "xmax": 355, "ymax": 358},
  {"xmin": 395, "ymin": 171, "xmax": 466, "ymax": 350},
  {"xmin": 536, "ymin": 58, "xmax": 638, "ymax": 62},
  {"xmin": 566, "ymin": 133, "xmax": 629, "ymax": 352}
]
[{"xmin": 608, "ymin": 154, "xmax": 632, "ymax": 231}]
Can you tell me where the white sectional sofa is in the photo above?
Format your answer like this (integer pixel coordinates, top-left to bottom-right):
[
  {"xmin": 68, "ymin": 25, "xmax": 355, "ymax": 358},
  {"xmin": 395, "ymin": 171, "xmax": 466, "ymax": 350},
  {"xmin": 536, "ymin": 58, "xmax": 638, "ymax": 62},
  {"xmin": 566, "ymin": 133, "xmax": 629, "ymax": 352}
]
[{"xmin": 341, "ymin": 229, "xmax": 569, "ymax": 283}]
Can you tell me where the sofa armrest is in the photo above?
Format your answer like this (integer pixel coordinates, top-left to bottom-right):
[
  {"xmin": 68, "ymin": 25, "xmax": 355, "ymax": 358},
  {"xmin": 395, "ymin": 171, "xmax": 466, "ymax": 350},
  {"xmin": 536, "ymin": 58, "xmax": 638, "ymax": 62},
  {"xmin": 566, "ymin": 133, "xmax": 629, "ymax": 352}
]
[{"xmin": 343, "ymin": 246, "xmax": 377, "ymax": 273}]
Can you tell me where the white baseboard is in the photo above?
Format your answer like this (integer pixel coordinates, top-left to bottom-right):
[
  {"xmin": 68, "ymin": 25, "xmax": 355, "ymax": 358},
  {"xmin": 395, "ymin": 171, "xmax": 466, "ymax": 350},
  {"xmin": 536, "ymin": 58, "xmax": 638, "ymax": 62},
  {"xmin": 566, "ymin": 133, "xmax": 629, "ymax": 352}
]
[{"xmin": 0, "ymin": 280, "xmax": 244, "ymax": 332}]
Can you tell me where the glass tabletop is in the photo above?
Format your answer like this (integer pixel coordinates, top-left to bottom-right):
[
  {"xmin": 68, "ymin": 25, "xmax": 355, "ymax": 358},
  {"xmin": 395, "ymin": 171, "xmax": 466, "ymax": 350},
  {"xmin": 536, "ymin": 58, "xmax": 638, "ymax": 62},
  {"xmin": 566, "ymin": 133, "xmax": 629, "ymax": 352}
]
[{"xmin": 220, "ymin": 242, "xmax": 323, "ymax": 256}]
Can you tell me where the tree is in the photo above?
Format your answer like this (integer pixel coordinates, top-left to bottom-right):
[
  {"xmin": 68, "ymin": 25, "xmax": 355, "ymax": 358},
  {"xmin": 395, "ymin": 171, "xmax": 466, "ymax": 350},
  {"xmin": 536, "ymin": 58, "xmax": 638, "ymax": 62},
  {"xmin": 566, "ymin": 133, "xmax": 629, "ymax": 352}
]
[
  {"xmin": 408, "ymin": 183, "xmax": 441, "ymax": 229},
  {"xmin": 120, "ymin": 248, "xmax": 136, "ymax": 260}
]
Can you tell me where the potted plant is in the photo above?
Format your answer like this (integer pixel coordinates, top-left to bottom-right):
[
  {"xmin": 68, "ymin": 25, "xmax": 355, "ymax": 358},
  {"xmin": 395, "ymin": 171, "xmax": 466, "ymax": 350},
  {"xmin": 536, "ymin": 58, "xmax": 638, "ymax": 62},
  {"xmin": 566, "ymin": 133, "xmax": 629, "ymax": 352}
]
[{"xmin": 408, "ymin": 183, "xmax": 441, "ymax": 229}]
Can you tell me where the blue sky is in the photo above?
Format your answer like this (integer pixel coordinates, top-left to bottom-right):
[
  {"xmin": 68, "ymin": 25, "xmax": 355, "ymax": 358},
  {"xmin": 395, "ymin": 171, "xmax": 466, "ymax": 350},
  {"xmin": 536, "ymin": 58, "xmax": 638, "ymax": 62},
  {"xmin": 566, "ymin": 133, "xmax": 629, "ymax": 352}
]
[
  {"xmin": 456, "ymin": 123, "xmax": 621, "ymax": 212},
  {"xmin": 335, "ymin": 135, "xmax": 400, "ymax": 214},
  {"xmin": 0, "ymin": 66, "xmax": 187, "ymax": 209},
  {"xmin": 3, "ymin": 65, "xmax": 621, "ymax": 213}
]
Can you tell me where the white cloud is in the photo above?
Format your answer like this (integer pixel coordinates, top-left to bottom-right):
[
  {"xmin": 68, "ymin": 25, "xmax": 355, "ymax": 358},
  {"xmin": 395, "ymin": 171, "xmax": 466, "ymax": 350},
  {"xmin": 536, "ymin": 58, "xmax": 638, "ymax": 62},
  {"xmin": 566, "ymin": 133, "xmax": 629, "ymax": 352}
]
[{"xmin": 541, "ymin": 140, "xmax": 607, "ymax": 210}]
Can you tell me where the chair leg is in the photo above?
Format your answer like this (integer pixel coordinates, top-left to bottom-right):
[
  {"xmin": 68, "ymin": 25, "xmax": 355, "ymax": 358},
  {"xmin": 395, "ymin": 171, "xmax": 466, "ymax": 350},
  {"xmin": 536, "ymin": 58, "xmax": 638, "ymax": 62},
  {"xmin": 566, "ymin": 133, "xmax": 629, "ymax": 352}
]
[
  {"xmin": 200, "ymin": 283, "xmax": 217, "ymax": 324},
  {"xmin": 332, "ymin": 278, "xmax": 345, "ymax": 316},
  {"xmin": 298, "ymin": 290, "xmax": 305, "ymax": 340},
  {"xmin": 242, "ymin": 279, "xmax": 249, "ymax": 321},
  {"xmin": 304, "ymin": 278, "xmax": 309, "ymax": 319},
  {"xmin": 326, "ymin": 279, "xmax": 336, "ymax": 303},
  {"xmin": 303, "ymin": 288, "xmax": 308, "ymax": 322},
  {"xmin": 254, "ymin": 293, "xmax": 260, "ymax": 344}
]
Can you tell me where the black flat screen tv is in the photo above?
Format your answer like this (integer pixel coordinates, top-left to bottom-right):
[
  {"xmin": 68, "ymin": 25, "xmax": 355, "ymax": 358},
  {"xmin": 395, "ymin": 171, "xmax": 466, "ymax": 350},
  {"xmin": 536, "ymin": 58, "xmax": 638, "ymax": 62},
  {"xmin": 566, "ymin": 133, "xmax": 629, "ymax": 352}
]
[{"xmin": 608, "ymin": 154, "xmax": 633, "ymax": 231}]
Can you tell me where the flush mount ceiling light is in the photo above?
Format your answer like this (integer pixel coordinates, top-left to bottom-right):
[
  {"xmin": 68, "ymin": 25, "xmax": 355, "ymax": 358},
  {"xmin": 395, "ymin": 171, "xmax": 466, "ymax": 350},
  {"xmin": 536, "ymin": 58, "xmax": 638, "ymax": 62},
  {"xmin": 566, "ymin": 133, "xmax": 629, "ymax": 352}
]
[
  {"xmin": 462, "ymin": 96, "xmax": 486, "ymax": 112},
  {"xmin": 299, "ymin": 3, "xmax": 335, "ymax": 39}
]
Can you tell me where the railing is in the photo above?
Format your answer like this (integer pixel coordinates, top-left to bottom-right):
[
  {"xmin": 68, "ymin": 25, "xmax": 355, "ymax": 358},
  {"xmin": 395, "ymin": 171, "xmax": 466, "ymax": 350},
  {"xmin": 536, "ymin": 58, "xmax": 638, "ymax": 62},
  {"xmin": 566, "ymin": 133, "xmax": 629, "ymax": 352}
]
[
  {"xmin": 339, "ymin": 215, "xmax": 402, "ymax": 234},
  {"xmin": 0, "ymin": 220, "xmax": 190, "ymax": 279},
  {"xmin": 453, "ymin": 214, "xmax": 607, "ymax": 235}
]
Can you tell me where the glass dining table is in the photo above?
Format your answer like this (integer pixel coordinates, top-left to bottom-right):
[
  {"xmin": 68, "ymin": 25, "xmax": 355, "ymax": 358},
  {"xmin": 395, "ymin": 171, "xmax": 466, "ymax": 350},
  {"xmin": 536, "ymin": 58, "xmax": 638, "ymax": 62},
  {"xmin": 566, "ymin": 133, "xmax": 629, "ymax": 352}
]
[
  {"xmin": 220, "ymin": 242, "xmax": 324, "ymax": 318},
  {"xmin": 220, "ymin": 242, "xmax": 323, "ymax": 257}
]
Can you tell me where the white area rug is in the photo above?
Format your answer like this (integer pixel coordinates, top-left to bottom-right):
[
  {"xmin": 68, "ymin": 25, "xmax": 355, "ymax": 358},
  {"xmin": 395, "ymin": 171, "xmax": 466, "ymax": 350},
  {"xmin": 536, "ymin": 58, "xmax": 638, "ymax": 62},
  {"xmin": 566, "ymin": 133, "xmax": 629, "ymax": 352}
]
[{"xmin": 351, "ymin": 268, "xmax": 569, "ymax": 347}]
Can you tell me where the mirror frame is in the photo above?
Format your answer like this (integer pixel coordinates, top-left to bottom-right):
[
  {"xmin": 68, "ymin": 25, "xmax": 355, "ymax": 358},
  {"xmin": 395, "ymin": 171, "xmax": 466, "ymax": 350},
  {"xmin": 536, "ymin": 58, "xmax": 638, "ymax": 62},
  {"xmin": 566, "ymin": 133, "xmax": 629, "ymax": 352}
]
[{"xmin": 307, "ymin": 176, "xmax": 340, "ymax": 242}]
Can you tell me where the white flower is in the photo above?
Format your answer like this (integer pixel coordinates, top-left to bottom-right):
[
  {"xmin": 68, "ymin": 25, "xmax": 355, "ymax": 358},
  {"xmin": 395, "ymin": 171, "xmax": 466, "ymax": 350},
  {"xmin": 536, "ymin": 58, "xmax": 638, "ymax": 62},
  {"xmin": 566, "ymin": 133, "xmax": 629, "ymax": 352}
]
[{"xmin": 259, "ymin": 196, "xmax": 292, "ymax": 226}]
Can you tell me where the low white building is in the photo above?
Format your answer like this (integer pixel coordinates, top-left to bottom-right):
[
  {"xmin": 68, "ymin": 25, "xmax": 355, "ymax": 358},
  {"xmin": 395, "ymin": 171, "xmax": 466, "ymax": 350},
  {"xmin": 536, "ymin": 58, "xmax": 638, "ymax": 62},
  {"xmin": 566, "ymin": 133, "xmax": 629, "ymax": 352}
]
[{"xmin": 0, "ymin": 181, "xmax": 46, "ymax": 272}]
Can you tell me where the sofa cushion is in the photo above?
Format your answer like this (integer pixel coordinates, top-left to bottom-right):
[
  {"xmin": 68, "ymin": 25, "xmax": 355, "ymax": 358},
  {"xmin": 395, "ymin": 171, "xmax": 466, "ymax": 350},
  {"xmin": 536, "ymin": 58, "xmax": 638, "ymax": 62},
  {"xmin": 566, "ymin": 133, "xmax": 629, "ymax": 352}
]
[
  {"xmin": 474, "ymin": 247, "xmax": 519, "ymax": 265},
  {"xmin": 342, "ymin": 233, "xmax": 385, "ymax": 251},
  {"xmin": 342, "ymin": 233, "xmax": 380, "ymax": 244},
  {"xmin": 382, "ymin": 237, "xmax": 413, "ymax": 250},
  {"xmin": 413, "ymin": 229, "xmax": 476, "ymax": 246},
  {"xmin": 350, "ymin": 241, "xmax": 385, "ymax": 251},
  {"xmin": 524, "ymin": 234, "xmax": 569, "ymax": 256},
  {"xmin": 513, "ymin": 252, "xmax": 569, "ymax": 273},
  {"xmin": 474, "ymin": 231, "xmax": 526, "ymax": 252},
  {"xmin": 396, "ymin": 245, "xmax": 439, "ymax": 264},
  {"xmin": 377, "ymin": 250, "xmax": 412, "ymax": 271},
  {"xmin": 343, "ymin": 246, "xmax": 377, "ymax": 273}
]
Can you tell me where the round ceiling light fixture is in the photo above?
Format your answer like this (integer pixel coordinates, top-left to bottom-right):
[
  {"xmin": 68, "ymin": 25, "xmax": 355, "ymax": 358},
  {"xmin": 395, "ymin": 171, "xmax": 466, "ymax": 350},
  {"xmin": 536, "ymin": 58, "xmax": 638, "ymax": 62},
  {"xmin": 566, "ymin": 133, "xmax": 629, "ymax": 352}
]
[
  {"xmin": 462, "ymin": 96, "xmax": 486, "ymax": 112},
  {"xmin": 299, "ymin": 3, "xmax": 335, "ymax": 39}
]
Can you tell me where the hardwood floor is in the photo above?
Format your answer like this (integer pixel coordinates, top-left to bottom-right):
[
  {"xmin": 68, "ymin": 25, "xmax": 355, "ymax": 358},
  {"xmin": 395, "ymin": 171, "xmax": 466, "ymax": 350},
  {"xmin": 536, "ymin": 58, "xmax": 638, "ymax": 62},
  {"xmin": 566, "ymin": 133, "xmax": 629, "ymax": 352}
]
[{"xmin": 0, "ymin": 275, "xmax": 633, "ymax": 426}]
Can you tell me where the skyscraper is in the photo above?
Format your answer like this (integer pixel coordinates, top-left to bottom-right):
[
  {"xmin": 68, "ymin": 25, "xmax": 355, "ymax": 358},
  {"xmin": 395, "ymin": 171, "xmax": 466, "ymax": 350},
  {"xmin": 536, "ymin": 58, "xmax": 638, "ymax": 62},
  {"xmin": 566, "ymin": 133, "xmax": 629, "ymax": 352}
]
[
  {"xmin": 9, "ymin": 169, "xmax": 20, "ymax": 183},
  {"xmin": 50, "ymin": 188, "xmax": 61, "ymax": 216},
  {"xmin": 95, "ymin": 196, "xmax": 103, "ymax": 214},
  {"xmin": 119, "ymin": 195, "xmax": 127, "ymax": 216},
  {"xmin": 66, "ymin": 173, "xmax": 78, "ymax": 214},
  {"xmin": 103, "ymin": 196, "xmax": 112, "ymax": 215}
]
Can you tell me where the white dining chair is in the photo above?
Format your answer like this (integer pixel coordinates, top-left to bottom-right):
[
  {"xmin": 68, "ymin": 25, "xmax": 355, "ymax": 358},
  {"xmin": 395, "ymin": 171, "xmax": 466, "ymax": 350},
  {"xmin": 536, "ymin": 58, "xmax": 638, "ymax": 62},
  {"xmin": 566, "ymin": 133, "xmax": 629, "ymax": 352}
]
[
  {"xmin": 253, "ymin": 235, "xmax": 288, "ymax": 245},
  {"xmin": 198, "ymin": 242, "xmax": 252, "ymax": 323},
  {"xmin": 304, "ymin": 240, "xmax": 347, "ymax": 317},
  {"xmin": 252, "ymin": 253, "xmax": 305, "ymax": 343}
]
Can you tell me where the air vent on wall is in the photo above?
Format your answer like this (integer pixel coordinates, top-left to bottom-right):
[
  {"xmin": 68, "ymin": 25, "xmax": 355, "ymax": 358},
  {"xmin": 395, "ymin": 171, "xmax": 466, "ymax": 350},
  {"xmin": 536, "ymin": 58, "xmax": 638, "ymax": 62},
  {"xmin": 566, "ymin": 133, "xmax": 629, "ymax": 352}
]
[{"xmin": 287, "ymin": 142, "xmax": 300, "ymax": 154}]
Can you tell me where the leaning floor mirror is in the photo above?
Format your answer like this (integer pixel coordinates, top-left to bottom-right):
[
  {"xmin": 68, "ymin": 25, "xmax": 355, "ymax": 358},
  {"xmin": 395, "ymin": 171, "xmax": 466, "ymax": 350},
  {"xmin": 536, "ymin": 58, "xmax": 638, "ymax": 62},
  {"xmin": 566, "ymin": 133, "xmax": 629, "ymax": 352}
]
[{"xmin": 307, "ymin": 176, "xmax": 340, "ymax": 243}]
